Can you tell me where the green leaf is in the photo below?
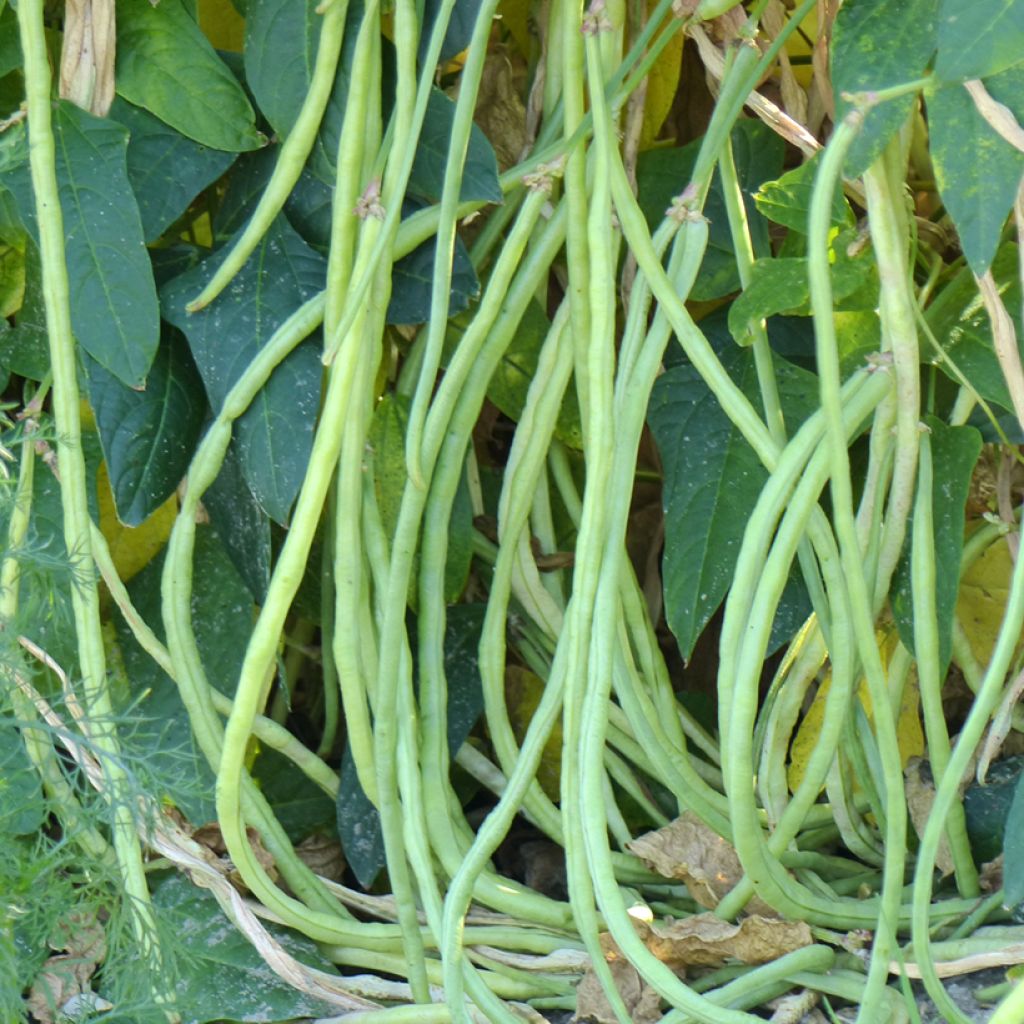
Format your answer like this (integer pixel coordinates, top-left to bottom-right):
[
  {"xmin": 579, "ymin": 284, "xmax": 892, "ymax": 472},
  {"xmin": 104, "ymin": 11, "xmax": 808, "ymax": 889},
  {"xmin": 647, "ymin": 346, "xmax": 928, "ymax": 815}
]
[
  {"xmin": 928, "ymin": 74, "xmax": 1024, "ymax": 275},
  {"xmin": 636, "ymin": 120, "xmax": 784, "ymax": 301},
  {"xmin": 160, "ymin": 216, "xmax": 326, "ymax": 524},
  {"xmin": 835, "ymin": 311, "xmax": 883, "ymax": 377},
  {"xmin": 445, "ymin": 465, "xmax": 475, "ymax": 601},
  {"xmin": 337, "ymin": 604, "xmax": 487, "ymax": 887},
  {"xmin": 110, "ymin": 98, "xmax": 237, "ymax": 243},
  {"xmin": 727, "ymin": 229, "xmax": 876, "ymax": 345},
  {"xmin": 408, "ymin": 88, "xmax": 503, "ymax": 204},
  {"xmin": 926, "ymin": 242, "xmax": 1022, "ymax": 409},
  {"xmin": 85, "ymin": 329, "xmax": 207, "ymax": 526},
  {"xmin": 388, "ymin": 219, "xmax": 480, "ymax": 324},
  {"xmin": 0, "ymin": 118, "xmax": 26, "ymax": 176},
  {"xmin": 832, "ymin": 0, "xmax": 938, "ymax": 177},
  {"xmin": 0, "ymin": 718, "xmax": 45, "ymax": 836},
  {"xmin": 116, "ymin": 0, "xmax": 263, "ymax": 152},
  {"xmin": 368, "ymin": 392, "xmax": 410, "ymax": 544},
  {"xmin": 450, "ymin": 295, "xmax": 583, "ymax": 449},
  {"xmin": 648, "ymin": 340, "xmax": 817, "ymax": 659},
  {"xmin": 204, "ymin": 444, "xmax": 272, "ymax": 603},
  {"xmin": 140, "ymin": 874, "xmax": 338, "ymax": 1023},
  {"xmin": 728, "ymin": 258, "xmax": 808, "ymax": 343},
  {"xmin": 0, "ymin": 238, "xmax": 47, "ymax": 381},
  {"xmin": 5, "ymin": 102, "xmax": 160, "ymax": 387},
  {"xmin": 753, "ymin": 153, "xmax": 852, "ymax": 234},
  {"xmin": 0, "ymin": 227, "xmax": 23, "ymax": 318},
  {"xmin": 1005, "ymin": 767, "xmax": 1024, "ymax": 907},
  {"xmin": 117, "ymin": 525, "xmax": 254, "ymax": 823},
  {"xmin": 890, "ymin": 418, "xmax": 983, "ymax": 673},
  {"xmin": 936, "ymin": 0, "xmax": 1024, "ymax": 82}
]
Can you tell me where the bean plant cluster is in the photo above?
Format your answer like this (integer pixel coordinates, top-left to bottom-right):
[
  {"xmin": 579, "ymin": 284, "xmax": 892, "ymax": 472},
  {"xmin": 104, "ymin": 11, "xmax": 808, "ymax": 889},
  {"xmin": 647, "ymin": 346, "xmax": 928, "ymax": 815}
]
[{"xmin": 5, "ymin": 0, "xmax": 1024, "ymax": 1021}]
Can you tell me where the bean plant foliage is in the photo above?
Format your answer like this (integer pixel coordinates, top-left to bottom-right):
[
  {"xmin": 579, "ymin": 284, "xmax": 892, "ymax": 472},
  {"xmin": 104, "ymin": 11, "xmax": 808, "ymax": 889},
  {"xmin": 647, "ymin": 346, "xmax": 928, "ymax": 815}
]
[{"xmin": 7, "ymin": 0, "xmax": 1024, "ymax": 1021}]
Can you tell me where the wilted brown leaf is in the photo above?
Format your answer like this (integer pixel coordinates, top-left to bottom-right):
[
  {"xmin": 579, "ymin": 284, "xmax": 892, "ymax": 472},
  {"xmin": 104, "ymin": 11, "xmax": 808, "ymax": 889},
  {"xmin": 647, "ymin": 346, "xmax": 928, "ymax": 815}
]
[
  {"xmin": 193, "ymin": 822, "xmax": 278, "ymax": 890},
  {"xmin": 28, "ymin": 907, "xmax": 108, "ymax": 1024},
  {"xmin": 905, "ymin": 757, "xmax": 956, "ymax": 877},
  {"xmin": 505, "ymin": 665, "xmax": 562, "ymax": 799},
  {"xmin": 473, "ymin": 49, "xmax": 528, "ymax": 170},
  {"xmin": 295, "ymin": 833, "xmax": 347, "ymax": 881},
  {"xmin": 573, "ymin": 957, "xmax": 662, "ymax": 1024},
  {"xmin": 627, "ymin": 812, "xmax": 765, "ymax": 911},
  {"xmin": 631, "ymin": 913, "xmax": 812, "ymax": 969}
]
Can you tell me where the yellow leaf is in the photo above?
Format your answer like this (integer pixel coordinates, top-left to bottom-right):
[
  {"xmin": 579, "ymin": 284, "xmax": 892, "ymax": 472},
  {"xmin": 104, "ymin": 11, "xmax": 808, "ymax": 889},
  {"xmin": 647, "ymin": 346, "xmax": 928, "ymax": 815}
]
[
  {"xmin": 957, "ymin": 536, "xmax": 1015, "ymax": 670},
  {"xmin": 96, "ymin": 462, "xmax": 178, "ymax": 582},
  {"xmin": 498, "ymin": 0, "xmax": 532, "ymax": 59},
  {"xmin": 198, "ymin": 0, "xmax": 245, "ymax": 53},
  {"xmin": 639, "ymin": 4, "xmax": 683, "ymax": 149},
  {"xmin": 788, "ymin": 628, "xmax": 924, "ymax": 793},
  {"xmin": 504, "ymin": 665, "xmax": 562, "ymax": 800}
]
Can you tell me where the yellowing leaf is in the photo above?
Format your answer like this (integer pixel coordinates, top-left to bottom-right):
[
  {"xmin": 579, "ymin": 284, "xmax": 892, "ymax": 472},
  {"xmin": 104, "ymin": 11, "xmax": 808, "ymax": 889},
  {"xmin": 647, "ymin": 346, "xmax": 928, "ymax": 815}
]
[
  {"xmin": 198, "ymin": 0, "xmax": 245, "ymax": 52},
  {"xmin": 788, "ymin": 628, "xmax": 924, "ymax": 793},
  {"xmin": 97, "ymin": 462, "xmax": 177, "ymax": 582},
  {"xmin": 504, "ymin": 665, "xmax": 562, "ymax": 799},
  {"xmin": 0, "ymin": 231, "xmax": 26, "ymax": 318},
  {"xmin": 958, "ymin": 536, "xmax": 1015, "ymax": 670},
  {"xmin": 640, "ymin": 5, "xmax": 683, "ymax": 149},
  {"xmin": 498, "ymin": 0, "xmax": 532, "ymax": 59}
]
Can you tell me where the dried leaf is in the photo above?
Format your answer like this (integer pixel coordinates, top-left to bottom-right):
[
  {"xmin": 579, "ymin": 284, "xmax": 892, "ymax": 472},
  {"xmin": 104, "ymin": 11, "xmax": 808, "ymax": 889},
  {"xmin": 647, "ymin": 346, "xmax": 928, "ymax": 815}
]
[
  {"xmin": 472, "ymin": 49, "xmax": 528, "ymax": 170},
  {"xmin": 573, "ymin": 958, "xmax": 662, "ymax": 1024},
  {"xmin": 60, "ymin": 0, "xmax": 116, "ymax": 116},
  {"xmin": 627, "ymin": 812, "xmax": 773, "ymax": 914},
  {"xmin": 295, "ymin": 834, "xmax": 347, "ymax": 882},
  {"xmin": 905, "ymin": 757, "xmax": 956, "ymax": 876},
  {"xmin": 192, "ymin": 822, "xmax": 279, "ymax": 890},
  {"xmin": 627, "ymin": 913, "xmax": 812, "ymax": 968},
  {"xmin": 28, "ymin": 908, "xmax": 108, "ymax": 1024}
]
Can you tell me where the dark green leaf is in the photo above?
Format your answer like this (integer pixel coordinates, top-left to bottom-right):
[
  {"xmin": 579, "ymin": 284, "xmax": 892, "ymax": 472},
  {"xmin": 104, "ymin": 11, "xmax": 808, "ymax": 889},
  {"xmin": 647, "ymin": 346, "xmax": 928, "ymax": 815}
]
[
  {"xmin": 926, "ymin": 242, "xmax": 1022, "ymax": 409},
  {"xmin": 336, "ymin": 603, "xmax": 487, "ymax": 887},
  {"xmin": 649, "ymin": 341, "xmax": 816, "ymax": 659},
  {"xmin": 253, "ymin": 749, "xmax": 335, "ymax": 841},
  {"xmin": 754, "ymin": 153, "xmax": 852, "ymax": 233},
  {"xmin": 117, "ymin": 526, "xmax": 254, "ymax": 824},
  {"xmin": 636, "ymin": 121, "xmax": 784, "ymax": 301},
  {"xmin": 408, "ymin": 88, "xmax": 502, "ymax": 204},
  {"xmin": 1005, "ymin": 767, "xmax": 1024, "ymax": 906},
  {"xmin": 963, "ymin": 755, "xmax": 1024, "ymax": 863},
  {"xmin": 110, "ymin": 98, "xmax": 237, "ymax": 243},
  {"xmin": 832, "ymin": 0, "xmax": 938, "ymax": 177},
  {"xmin": 0, "ymin": 4, "xmax": 21, "ymax": 78},
  {"xmin": 388, "ymin": 225, "xmax": 479, "ymax": 324},
  {"xmin": 0, "ymin": 237, "xmax": 48, "ymax": 381},
  {"xmin": 204, "ymin": 443, "xmax": 272, "ymax": 603},
  {"xmin": 5, "ymin": 103, "xmax": 160, "ymax": 387},
  {"xmin": 116, "ymin": 0, "xmax": 263, "ymax": 151},
  {"xmin": 420, "ymin": 0, "xmax": 483, "ymax": 64},
  {"xmin": 890, "ymin": 419, "xmax": 983, "ymax": 673},
  {"xmin": 85, "ymin": 329, "xmax": 207, "ymax": 526},
  {"xmin": 244, "ymin": 0, "xmax": 321, "ymax": 137},
  {"xmin": 455, "ymin": 295, "xmax": 583, "ymax": 449},
  {"xmin": 160, "ymin": 216, "xmax": 326, "ymax": 524},
  {"xmin": 445, "ymin": 465, "xmax": 475, "ymax": 601},
  {"xmin": 928, "ymin": 74, "xmax": 1024, "ymax": 275},
  {"xmin": 141, "ymin": 874, "xmax": 338, "ymax": 1024},
  {"xmin": 936, "ymin": 0, "xmax": 1024, "ymax": 82}
]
